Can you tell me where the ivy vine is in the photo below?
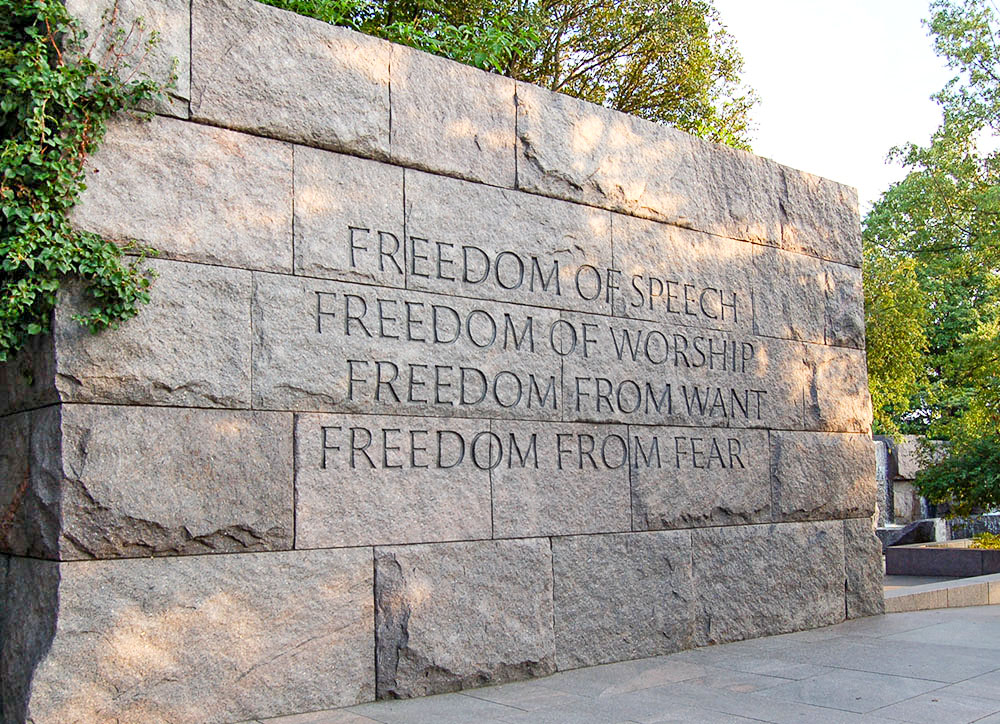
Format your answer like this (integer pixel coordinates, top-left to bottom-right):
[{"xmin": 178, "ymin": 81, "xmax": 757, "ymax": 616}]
[{"xmin": 0, "ymin": 0, "xmax": 164, "ymax": 362}]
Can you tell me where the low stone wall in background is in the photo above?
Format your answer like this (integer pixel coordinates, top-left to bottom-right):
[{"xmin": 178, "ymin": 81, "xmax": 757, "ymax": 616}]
[{"xmin": 0, "ymin": 0, "xmax": 883, "ymax": 721}]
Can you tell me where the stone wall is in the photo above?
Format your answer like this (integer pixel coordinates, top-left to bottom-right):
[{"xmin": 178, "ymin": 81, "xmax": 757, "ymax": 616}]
[{"xmin": 0, "ymin": 0, "xmax": 884, "ymax": 721}]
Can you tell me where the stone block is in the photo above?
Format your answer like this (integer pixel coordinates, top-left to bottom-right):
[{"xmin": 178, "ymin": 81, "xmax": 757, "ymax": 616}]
[
  {"xmin": 4, "ymin": 549, "xmax": 373, "ymax": 723},
  {"xmin": 753, "ymin": 247, "xmax": 828, "ymax": 345},
  {"xmin": 251, "ymin": 272, "xmax": 563, "ymax": 420},
  {"xmin": 191, "ymin": 0, "xmax": 390, "ymax": 158},
  {"xmin": 825, "ymin": 262, "xmax": 866, "ymax": 348},
  {"xmin": 293, "ymin": 413, "xmax": 492, "ymax": 547},
  {"xmin": 390, "ymin": 45, "xmax": 516, "ymax": 186},
  {"xmin": 692, "ymin": 521, "xmax": 845, "ymax": 645},
  {"xmin": 551, "ymin": 531, "xmax": 694, "ymax": 669},
  {"xmin": 844, "ymin": 517, "xmax": 885, "ymax": 618},
  {"xmin": 294, "ymin": 147, "xmax": 405, "ymax": 287},
  {"xmin": 515, "ymin": 82, "xmax": 784, "ymax": 246},
  {"xmin": 895, "ymin": 435, "xmax": 935, "ymax": 480},
  {"xmin": 403, "ymin": 169, "xmax": 613, "ymax": 314},
  {"xmin": 73, "ymin": 114, "xmax": 292, "ymax": 272},
  {"xmin": 630, "ymin": 427, "xmax": 770, "ymax": 530},
  {"xmin": 66, "ymin": 0, "xmax": 191, "ymax": 118},
  {"xmin": 802, "ymin": 343, "xmax": 872, "ymax": 433},
  {"xmin": 771, "ymin": 432, "xmax": 876, "ymax": 522},
  {"xmin": 780, "ymin": 168, "xmax": 862, "ymax": 268},
  {"xmin": 947, "ymin": 582, "xmax": 989, "ymax": 608},
  {"xmin": 0, "ymin": 410, "xmax": 58, "ymax": 559},
  {"xmin": 611, "ymin": 214, "xmax": 754, "ymax": 333},
  {"xmin": 3, "ymin": 404, "xmax": 293, "ymax": 560},
  {"xmin": 54, "ymin": 258, "xmax": 252, "ymax": 409},
  {"xmin": 0, "ymin": 331, "xmax": 57, "ymax": 418},
  {"xmin": 375, "ymin": 539, "xmax": 555, "ymax": 698},
  {"xmin": 884, "ymin": 588, "xmax": 948, "ymax": 614},
  {"xmin": 490, "ymin": 421, "xmax": 631, "ymax": 537}
]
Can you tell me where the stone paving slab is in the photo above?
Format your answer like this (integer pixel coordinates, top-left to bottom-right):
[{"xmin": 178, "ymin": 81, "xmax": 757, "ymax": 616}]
[{"xmin": 250, "ymin": 606, "xmax": 1000, "ymax": 724}]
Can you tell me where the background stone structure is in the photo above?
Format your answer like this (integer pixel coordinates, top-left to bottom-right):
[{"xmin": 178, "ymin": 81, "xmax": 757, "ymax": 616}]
[{"xmin": 0, "ymin": 0, "xmax": 884, "ymax": 721}]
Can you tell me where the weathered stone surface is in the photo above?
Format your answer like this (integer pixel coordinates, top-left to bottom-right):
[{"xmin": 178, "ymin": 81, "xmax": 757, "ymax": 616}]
[
  {"xmin": 491, "ymin": 421, "xmax": 630, "ymax": 537},
  {"xmin": 894, "ymin": 434, "xmax": 944, "ymax": 480},
  {"xmin": 191, "ymin": 0, "xmax": 390, "ymax": 157},
  {"xmin": 0, "ymin": 333, "xmax": 57, "ymax": 418},
  {"xmin": 404, "ymin": 169, "xmax": 613, "ymax": 313},
  {"xmin": 516, "ymin": 82, "xmax": 784, "ymax": 246},
  {"xmin": 375, "ymin": 539, "xmax": 555, "ymax": 698},
  {"xmin": 611, "ymin": 214, "xmax": 753, "ymax": 333},
  {"xmin": 1, "ymin": 556, "xmax": 60, "ymax": 724},
  {"xmin": 561, "ymin": 312, "xmax": 803, "ymax": 431},
  {"xmin": 294, "ymin": 147, "xmax": 404, "ymax": 287},
  {"xmin": 844, "ymin": 517, "xmax": 885, "ymax": 619},
  {"xmin": 73, "ymin": 114, "xmax": 292, "ymax": 272},
  {"xmin": 5, "ymin": 549, "xmax": 373, "ymax": 723},
  {"xmin": 824, "ymin": 262, "xmax": 866, "ymax": 348},
  {"xmin": 551, "ymin": 531, "xmax": 694, "ymax": 669},
  {"xmin": 780, "ymin": 168, "xmax": 862, "ymax": 268},
  {"xmin": 66, "ymin": 0, "xmax": 191, "ymax": 118},
  {"xmin": 390, "ymin": 45, "xmax": 516, "ymax": 186},
  {"xmin": 54, "ymin": 258, "xmax": 252, "ymax": 409},
  {"xmin": 630, "ymin": 427, "xmax": 770, "ymax": 530},
  {"xmin": 802, "ymin": 343, "xmax": 872, "ymax": 433},
  {"xmin": 752, "ymin": 246, "xmax": 828, "ymax": 345},
  {"xmin": 294, "ymin": 413, "xmax": 492, "ymax": 547},
  {"xmin": 38, "ymin": 404, "xmax": 294, "ymax": 560},
  {"xmin": 252, "ymin": 272, "xmax": 563, "ymax": 420},
  {"xmin": 692, "ymin": 521, "xmax": 845, "ymax": 645},
  {"xmin": 771, "ymin": 431, "xmax": 876, "ymax": 522}
]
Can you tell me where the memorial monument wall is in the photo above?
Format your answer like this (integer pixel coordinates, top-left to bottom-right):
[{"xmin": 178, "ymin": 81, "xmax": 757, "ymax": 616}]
[{"xmin": 0, "ymin": 0, "xmax": 884, "ymax": 721}]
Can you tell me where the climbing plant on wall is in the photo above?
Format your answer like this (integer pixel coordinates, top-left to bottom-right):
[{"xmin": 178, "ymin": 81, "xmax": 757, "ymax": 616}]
[{"xmin": 0, "ymin": 0, "xmax": 163, "ymax": 362}]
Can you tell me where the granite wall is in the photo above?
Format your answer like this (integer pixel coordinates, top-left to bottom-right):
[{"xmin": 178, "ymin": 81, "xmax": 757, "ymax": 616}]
[{"xmin": 0, "ymin": 0, "xmax": 884, "ymax": 721}]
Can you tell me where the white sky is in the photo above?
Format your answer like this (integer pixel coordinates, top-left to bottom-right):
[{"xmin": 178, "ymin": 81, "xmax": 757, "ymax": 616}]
[{"xmin": 712, "ymin": 0, "xmax": 955, "ymax": 211}]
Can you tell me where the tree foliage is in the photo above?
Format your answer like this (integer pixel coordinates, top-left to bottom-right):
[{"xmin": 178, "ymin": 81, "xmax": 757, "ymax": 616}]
[
  {"xmin": 863, "ymin": 0, "xmax": 1000, "ymax": 510},
  {"xmin": 0, "ymin": 0, "xmax": 162, "ymax": 361},
  {"xmin": 259, "ymin": 0, "xmax": 756, "ymax": 149}
]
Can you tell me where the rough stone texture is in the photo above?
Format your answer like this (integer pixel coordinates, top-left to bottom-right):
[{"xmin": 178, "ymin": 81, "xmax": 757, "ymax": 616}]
[
  {"xmin": 252, "ymin": 272, "xmax": 563, "ymax": 419},
  {"xmin": 0, "ymin": 333, "xmax": 57, "ymax": 418},
  {"xmin": 5, "ymin": 549, "xmax": 373, "ymax": 724},
  {"xmin": 66, "ymin": 0, "xmax": 191, "ymax": 118},
  {"xmin": 895, "ymin": 434, "xmax": 944, "ymax": 480},
  {"xmin": 692, "ymin": 522, "xmax": 845, "ymax": 645},
  {"xmin": 490, "ymin": 421, "xmax": 631, "ymax": 537},
  {"xmin": 753, "ymin": 246, "xmax": 828, "ymax": 345},
  {"xmin": 551, "ymin": 531, "xmax": 694, "ymax": 669},
  {"xmin": 802, "ymin": 343, "xmax": 873, "ymax": 433},
  {"xmin": 824, "ymin": 262, "xmax": 866, "ymax": 348},
  {"xmin": 390, "ymin": 45, "xmax": 515, "ymax": 187},
  {"xmin": 294, "ymin": 413, "xmax": 492, "ymax": 547},
  {"xmin": 54, "ymin": 258, "xmax": 252, "ymax": 409},
  {"xmin": 73, "ymin": 114, "xmax": 292, "ymax": 272},
  {"xmin": 50, "ymin": 404, "xmax": 294, "ymax": 559},
  {"xmin": 294, "ymin": 147, "xmax": 405, "ymax": 287},
  {"xmin": 611, "ymin": 214, "xmax": 753, "ymax": 333},
  {"xmin": 375, "ymin": 539, "xmax": 555, "ymax": 699},
  {"xmin": 516, "ymin": 82, "xmax": 784, "ymax": 248},
  {"xmin": 191, "ymin": 0, "xmax": 390, "ymax": 158},
  {"xmin": 770, "ymin": 431, "xmax": 876, "ymax": 522},
  {"xmin": 780, "ymin": 168, "xmax": 862, "ymax": 268},
  {"xmin": 630, "ymin": 427, "xmax": 770, "ymax": 530},
  {"xmin": 844, "ymin": 518, "xmax": 886, "ymax": 619},
  {"xmin": 404, "ymin": 168, "xmax": 613, "ymax": 314}
]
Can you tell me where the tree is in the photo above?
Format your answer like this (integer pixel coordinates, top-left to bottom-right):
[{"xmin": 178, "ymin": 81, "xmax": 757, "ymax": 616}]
[
  {"xmin": 863, "ymin": 0, "xmax": 1000, "ymax": 510},
  {"xmin": 259, "ymin": 0, "xmax": 756, "ymax": 149}
]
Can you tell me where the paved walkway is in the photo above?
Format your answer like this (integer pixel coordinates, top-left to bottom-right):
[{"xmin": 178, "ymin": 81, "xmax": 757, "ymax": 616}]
[{"xmin": 255, "ymin": 605, "xmax": 1000, "ymax": 724}]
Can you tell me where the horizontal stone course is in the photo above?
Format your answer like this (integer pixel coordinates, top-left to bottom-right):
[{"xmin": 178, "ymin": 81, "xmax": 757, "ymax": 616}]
[
  {"xmin": 4, "ymin": 549, "xmax": 373, "ymax": 724},
  {"xmin": 191, "ymin": 0, "xmax": 391, "ymax": 158},
  {"xmin": 3, "ymin": 404, "xmax": 294, "ymax": 560},
  {"xmin": 74, "ymin": 114, "xmax": 293, "ymax": 272}
]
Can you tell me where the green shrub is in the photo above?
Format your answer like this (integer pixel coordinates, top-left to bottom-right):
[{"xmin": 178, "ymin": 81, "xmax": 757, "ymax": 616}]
[
  {"xmin": 970, "ymin": 532, "xmax": 1000, "ymax": 550},
  {"xmin": 1, "ymin": 0, "xmax": 164, "ymax": 362}
]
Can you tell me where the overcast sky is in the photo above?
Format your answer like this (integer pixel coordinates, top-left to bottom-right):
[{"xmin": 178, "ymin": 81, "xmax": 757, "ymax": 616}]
[{"xmin": 712, "ymin": 0, "xmax": 955, "ymax": 211}]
